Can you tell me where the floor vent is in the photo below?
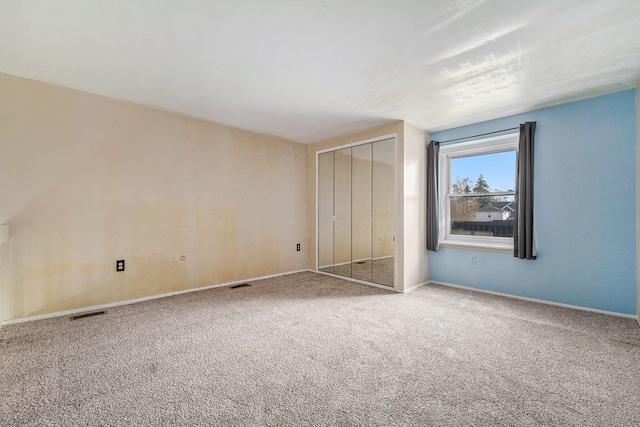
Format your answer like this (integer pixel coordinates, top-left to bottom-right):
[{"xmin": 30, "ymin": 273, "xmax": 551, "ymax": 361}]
[
  {"xmin": 230, "ymin": 283, "xmax": 251, "ymax": 289},
  {"xmin": 70, "ymin": 310, "xmax": 107, "ymax": 321}
]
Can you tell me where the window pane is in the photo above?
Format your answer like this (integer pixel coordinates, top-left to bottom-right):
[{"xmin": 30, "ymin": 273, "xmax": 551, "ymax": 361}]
[
  {"xmin": 450, "ymin": 151, "xmax": 516, "ymax": 193},
  {"xmin": 439, "ymin": 134, "xmax": 518, "ymax": 249},
  {"xmin": 450, "ymin": 195, "xmax": 514, "ymax": 237}
]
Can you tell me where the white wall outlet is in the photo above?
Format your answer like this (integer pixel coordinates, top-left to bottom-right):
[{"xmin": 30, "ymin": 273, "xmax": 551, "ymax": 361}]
[{"xmin": 470, "ymin": 255, "xmax": 476, "ymax": 265}]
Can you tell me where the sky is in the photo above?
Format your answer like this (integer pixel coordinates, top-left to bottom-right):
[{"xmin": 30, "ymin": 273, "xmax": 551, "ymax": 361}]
[{"xmin": 450, "ymin": 151, "xmax": 516, "ymax": 192}]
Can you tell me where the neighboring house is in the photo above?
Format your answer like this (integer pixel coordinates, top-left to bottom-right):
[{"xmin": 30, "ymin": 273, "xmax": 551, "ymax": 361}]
[
  {"xmin": 473, "ymin": 203, "xmax": 513, "ymax": 222},
  {"xmin": 490, "ymin": 201, "xmax": 515, "ymax": 217}
]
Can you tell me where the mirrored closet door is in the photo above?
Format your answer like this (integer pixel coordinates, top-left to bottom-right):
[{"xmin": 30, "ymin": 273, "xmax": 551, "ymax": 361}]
[{"xmin": 317, "ymin": 137, "xmax": 395, "ymax": 287}]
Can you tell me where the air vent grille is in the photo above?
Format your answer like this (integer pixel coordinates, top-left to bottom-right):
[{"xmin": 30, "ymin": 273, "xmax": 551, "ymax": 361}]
[{"xmin": 70, "ymin": 310, "xmax": 107, "ymax": 321}]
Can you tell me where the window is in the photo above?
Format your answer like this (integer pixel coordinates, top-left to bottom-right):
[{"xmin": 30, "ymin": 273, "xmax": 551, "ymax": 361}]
[{"xmin": 439, "ymin": 133, "xmax": 518, "ymax": 252}]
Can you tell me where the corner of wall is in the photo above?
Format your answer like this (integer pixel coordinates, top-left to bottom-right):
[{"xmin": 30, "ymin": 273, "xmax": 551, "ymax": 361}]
[
  {"xmin": 400, "ymin": 122, "xmax": 429, "ymax": 291},
  {"xmin": 0, "ymin": 74, "xmax": 309, "ymax": 321},
  {"xmin": 0, "ymin": 224, "xmax": 7, "ymax": 245},
  {"xmin": 636, "ymin": 82, "xmax": 640, "ymax": 324},
  {"xmin": 0, "ymin": 224, "xmax": 7, "ymax": 326}
]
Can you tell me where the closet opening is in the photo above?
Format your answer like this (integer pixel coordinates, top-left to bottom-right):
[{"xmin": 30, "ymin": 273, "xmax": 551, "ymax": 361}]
[{"xmin": 316, "ymin": 136, "xmax": 395, "ymax": 288}]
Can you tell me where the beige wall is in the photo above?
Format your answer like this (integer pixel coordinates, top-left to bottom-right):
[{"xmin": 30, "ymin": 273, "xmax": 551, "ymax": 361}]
[
  {"xmin": 0, "ymin": 73, "xmax": 307, "ymax": 322},
  {"xmin": 401, "ymin": 122, "xmax": 429, "ymax": 290},
  {"xmin": 0, "ymin": 225, "xmax": 6, "ymax": 323},
  {"xmin": 636, "ymin": 80, "xmax": 639, "ymax": 324}
]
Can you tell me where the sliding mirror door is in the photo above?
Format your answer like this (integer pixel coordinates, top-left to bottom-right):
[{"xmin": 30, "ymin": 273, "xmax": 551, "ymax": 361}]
[
  {"xmin": 351, "ymin": 143, "xmax": 373, "ymax": 282},
  {"xmin": 317, "ymin": 137, "xmax": 395, "ymax": 287},
  {"xmin": 372, "ymin": 138, "xmax": 395, "ymax": 286},
  {"xmin": 333, "ymin": 148, "xmax": 353, "ymax": 278},
  {"xmin": 318, "ymin": 151, "xmax": 335, "ymax": 275}
]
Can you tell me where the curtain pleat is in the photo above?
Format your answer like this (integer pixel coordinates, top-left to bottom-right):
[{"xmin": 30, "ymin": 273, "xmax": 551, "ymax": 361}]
[
  {"xmin": 514, "ymin": 122, "xmax": 536, "ymax": 260},
  {"xmin": 426, "ymin": 140, "xmax": 440, "ymax": 252}
]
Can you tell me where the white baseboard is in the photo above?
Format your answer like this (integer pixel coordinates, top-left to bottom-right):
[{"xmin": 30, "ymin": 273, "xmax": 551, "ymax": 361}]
[
  {"xmin": 430, "ymin": 280, "xmax": 637, "ymax": 320},
  {"xmin": 1, "ymin": 269, "xmax": 311, "ymax": 326},
  {"xmin": 8, "ymin": 272, "xmax": 630, "ymax": 326},
  {"xmin": 402, "ymin": 281, "xmax": 429, "ymax": 294},
  {"xmin": 315, "ymin": 270, "xmax": 395, "ymax": 291},
  {"xmin": 315, "ymin": 270, "xmax": 427, "ymax": 294}
]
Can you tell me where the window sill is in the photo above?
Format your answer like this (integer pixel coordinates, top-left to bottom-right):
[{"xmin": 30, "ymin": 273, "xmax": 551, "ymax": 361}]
[{"xmin": 439, "ymin": 241, "xmax": 513, "ymax": 254}]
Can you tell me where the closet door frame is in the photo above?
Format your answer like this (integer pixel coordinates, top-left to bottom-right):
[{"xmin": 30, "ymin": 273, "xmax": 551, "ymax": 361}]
[{"xmin": 315, "ymin": 133, "xmax": 397, "ymax": 288}]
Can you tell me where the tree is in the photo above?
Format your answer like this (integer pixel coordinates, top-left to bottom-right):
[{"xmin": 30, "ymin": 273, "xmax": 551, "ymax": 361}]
[
  {"xmin": 450, "ymin": 177, "xmax": 477, "ymax": 222},
  {"xmin": 473, "ymin": 174, "xmax": 491, "ymax": 207},
  {"xmin": 451, "ymin": 177, "xmax": 472, "ymax": 194},
  {"xmin": 473, "ymin": 174, "xmax": 490, "ymax": 193}
]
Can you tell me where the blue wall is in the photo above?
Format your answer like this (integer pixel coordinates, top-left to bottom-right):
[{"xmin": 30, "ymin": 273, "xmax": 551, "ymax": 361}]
[{"xmin": 429, "ymin": 90, "xmax": 636, "ymax": 315}]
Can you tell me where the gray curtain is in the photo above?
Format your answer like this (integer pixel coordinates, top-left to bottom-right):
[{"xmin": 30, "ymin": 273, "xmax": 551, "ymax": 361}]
[
  {"xmin": 426, "ymin": 140, "xmax": 440, "ymax": 252},
  {"xmin": 514, "ymin": 122, "xmax": 536, "ymax": 260}
]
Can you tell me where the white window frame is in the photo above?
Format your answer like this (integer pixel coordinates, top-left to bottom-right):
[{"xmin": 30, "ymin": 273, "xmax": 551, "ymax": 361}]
[{"xmin": 439, "ymin": 133, "xmax": 518, "ymax": 252}]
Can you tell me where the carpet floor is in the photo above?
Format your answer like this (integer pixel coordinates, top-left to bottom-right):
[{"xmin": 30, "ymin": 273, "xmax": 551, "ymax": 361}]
[{"xmin": 1, "ymin": 271, "xmax": 639, "ymax": 426}]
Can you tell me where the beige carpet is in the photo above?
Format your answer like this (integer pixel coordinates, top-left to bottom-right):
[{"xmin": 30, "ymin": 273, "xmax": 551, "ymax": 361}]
[{"xmin": 1, "ymin": 271, "xmax": 639, "ymax": 426}]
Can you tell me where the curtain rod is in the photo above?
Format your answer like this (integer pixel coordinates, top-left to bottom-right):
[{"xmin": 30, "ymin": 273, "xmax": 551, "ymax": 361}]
[{"xmin": 437, "ymin": 127, "xmax": 518, "ymax": 144}]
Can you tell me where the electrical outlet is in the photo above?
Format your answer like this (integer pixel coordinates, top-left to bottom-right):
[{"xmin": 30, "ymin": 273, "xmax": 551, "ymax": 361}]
[
  {"xmin": 296, "ymin": 243, "xmax": 301, "ymax": 252},
  {"xmin": 116, "ymin": 260, "xmax": 125, "ymax": 272},
  {"xmin": 470, "ymin": 255, "xmax": 476, "ymax": 265}
]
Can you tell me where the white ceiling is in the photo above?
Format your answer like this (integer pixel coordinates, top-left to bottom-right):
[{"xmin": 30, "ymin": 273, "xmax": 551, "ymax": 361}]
[{"xmin": 1, "ymin": 0, "xmax": 639, "ymax": 143}]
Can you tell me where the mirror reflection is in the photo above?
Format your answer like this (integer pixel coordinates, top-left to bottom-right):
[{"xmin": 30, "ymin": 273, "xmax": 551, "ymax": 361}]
[
  {"xmin": 333, "ymin": 148, "xmax": 353, "ymax": 278},
  {"xmin": 318, "ymin": 151, "xmax": 334, "ymax": 275},
  {"xmin": 351, "ymin": 144, "xmax": 373, "ymax": 282},
  {"xmin": 318, "ymin": 137, "xmax": 395, "ymax": 287},
  {"xmin": 372, "ymin": 138, "xmax": 395, "ymax": 286}
]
